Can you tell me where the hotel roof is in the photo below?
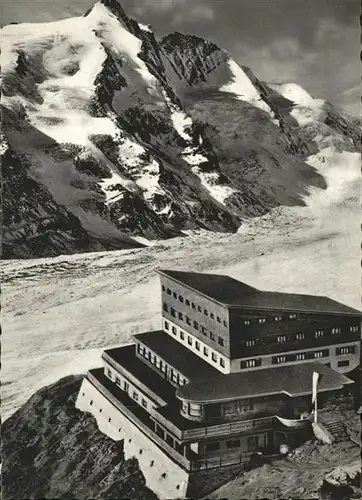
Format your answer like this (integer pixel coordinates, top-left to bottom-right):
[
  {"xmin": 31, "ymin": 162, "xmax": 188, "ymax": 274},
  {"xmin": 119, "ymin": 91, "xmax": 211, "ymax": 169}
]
[
  {"xmin": 133, "ymin": 330, "xmax": 217, "ymax": 380},
  {"xmin": 176, "ymin": 361, "xmax": 353, "ymax": 403},
  {"xmin": 159, "ymin": 270, "xmax": 361, "ymax": 316}
]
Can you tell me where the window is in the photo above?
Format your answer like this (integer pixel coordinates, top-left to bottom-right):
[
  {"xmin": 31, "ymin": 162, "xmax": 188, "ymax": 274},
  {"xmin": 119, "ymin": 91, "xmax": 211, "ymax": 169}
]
[
  {"xmin": 173, "ymin": 292, "xmax": 177, "ymax": 298},
  {"xmin": 155, "ymin": 358, "xmax": 161, "ymax": 369},
  {"xmin": 314, "ymin": 349, "xmax": 329, "ymax": 359},
  {"xmin": 171, "ymin": 370, "xmax": 179, "ymax": 383},
  {"xmin": 186, "ymin": 317, "xmax": 191, "ymax": 325},
  {"xmin": 115, "ymin": 376, "xmax": 121, "ymax": 386},
  {"xmin": 201, "ymin": 326, "xmax": 207, "ymax": 335},
  {"xmin": 210, "ymin": 313, "xmax": 215, "ymax": 319},
  {"xmin": 315, "ymin": 330, "xmax": 324, "ymax": 338},
  {"xmin": 274, "ymin": 316, "xmax": 282, "ymax": 321},
  {"xmin": 241, "ymin": 358, "xmax": 261, "ymax": 369},
  {"xmin": 332, "ymin": 328, "xmax": 341, "ymax": 335},
  {"xmin": 210, "ymin": 332, "xmax": 216, "ymax": 341},
  {"xmin": 205, "ymin": 442, "xmax": 220, "ymax": 452},
  {"xmin": 212, "ymin": 352, "xmax": 217, "ymax": 362},
  {"xmin": 239, "ymin": 400, "xmax": 253, "ymax": 411},
  {"xmin": 220, "ymin": 358, "xmax": 225, "ymax": 368},
  {"xmin": 244, "ymin": 320, "xmax": 250, "ymax": 326},
  {"xmin": 218, "ymin": 336, "xmax": 225, "ymax": 347},
  {"xmin": 142, "ymin": 399, "xmax": 148, "ymax": 409},
  {"xmin": 150, "ymin": 354, "xmax": 156, "ymax": 364},
  {"xmin": 246, "ymin": 339, "xmax": 255, "ymax": 347},
  {"xmin": 350, "ymin": 326, "xmax": 359, "ymax": 332},
  {"xmin": 162, "ymin": 285, "xmax": 166, "ymax": 291},
  {"xmin": 203, "ymin": 346, "xmax": 209, "ymax": 357},
  {"xmin": 164, "ymin": 321, "xmax": 169, "ymax": 330},
  {"xmin": 277, "ymin": 335, "xmax": 287, "ymax": 343},
  {"xmin": 247, "ymin": 436, "xmax": 259, "ymax": 452},
  {"xmin": 258, "ymin": 318, "xmax": 266, "ymax": 324},
  {"xmin": 144, "ymin": 349, "xmax": 150, "ymax": 360},
  {"xmin": 107, "ymin": 368, "xmax": 112, "ymax": 378},
  {"xmin": 296, "ymin": 333, "xmax": 305, "ymax": 340},
  {"xmin": 338, "ymin": 360, "xmax": 350, "ymax": 368},
  {"xmin": 133, "ymin": 392, "xmax": 139, "ymax": 401},
  {"xmin": 179, "ymin": 295, "xmax": 184, "ymax": 303},
  {"xmin": 171, "ymin": 308, "xmax": 176, "ymax": 317},
  {"xmin": 167, "ymin": 288, "xmax": 171, "ymax": 295},
  {"xmin": 198, "ymin": 306, "xmax": 202, "ymax": 312},
  {"xmin": 272, "ymin": 355, "xmax": 287, "ymax": 364},
  {"xmin": 193, "ymin": 320, "xmax": 199, "ymax": 330},
  {"xmin": 180, "ymin": 331, "xmax": 185, "ymax": 340},
  {"xmin": 192, "ymin": 302, "xmax": 196, "ymax": 309},
  {"xmin": 223, "ymin": 320, "xmax": 228, "ymax": 327},
  {"xmin": 179, "ymin": 377, "xmax": 185, "ymax": 386},
  {"xmin": 186, "ymin": 299, "xmax": 190, "ymax": 306},
  {"xmin": 226, "ymin": 439, "xmax": 240, "ymax": 449},
  {"xmin": 124, "ymin": 381, "xmax": 129, "ymax": 392},
  {"xmin": 172, "ymin": 326, "xmax": 177, "ymax": 335},
  {"xmin": 188, "ymin": 336, "xmax": 193, "ymax": 346},
  {"xmin": 189, "ymin": 403, "xmax": 202, "ymax": 417},
  {"xmin": 296, "ymin": 352, "xmax": 306, "ymax": 361},
  {"xmin": 178, "ymin": 312, "xmax": 183, "ymax": 320},
  {"xmin": 204, "ymin": 309, "xmax": 208, "ymax": 316},
  {"xmin": 137, "ymin": 344, "xmax": 144, "ymax": 355},
  {"xmin": 195, "ymin": 341, "xmax": 200, "ymax": 351},
  {"xmin": 289, "ymin": 313, "xmax": 297, "ymax": 319},
  {"xmin": 217, "ymin": 316, "xmax": 221, "ymax": 323},
  {"xmin": 336, "ymin": 346, "xmax": 356, "ymax": 355},
  {"xmin": 163, "ymin": 303, "xmax": 168, "ymax": 312}
]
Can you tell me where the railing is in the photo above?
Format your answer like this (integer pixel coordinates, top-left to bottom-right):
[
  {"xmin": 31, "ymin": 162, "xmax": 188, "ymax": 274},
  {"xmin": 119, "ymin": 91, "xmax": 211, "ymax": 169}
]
[
  {"xmin": 190, "ymin": 451, "xmax": 252, "ymax": 471},
  {"xmin": 86, "ymin": 372, "xmax": 192, "ymax": 470},
  {"xmin": 183, "ymin": 415, "xmax": 276, "ymax": 440}
]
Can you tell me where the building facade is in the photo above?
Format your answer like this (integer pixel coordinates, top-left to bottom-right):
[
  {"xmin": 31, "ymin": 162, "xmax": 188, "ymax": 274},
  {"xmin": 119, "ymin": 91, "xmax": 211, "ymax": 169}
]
[{"xmin": 76, "ymin": 270, "xmax": 360, "ymax": 499}]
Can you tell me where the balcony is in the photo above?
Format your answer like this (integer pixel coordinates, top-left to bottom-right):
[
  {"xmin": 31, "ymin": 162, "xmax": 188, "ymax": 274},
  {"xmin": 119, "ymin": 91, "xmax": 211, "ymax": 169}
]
[{"xmin": 152, "ymin": 404, "xmax": 278, "ymax": 441}]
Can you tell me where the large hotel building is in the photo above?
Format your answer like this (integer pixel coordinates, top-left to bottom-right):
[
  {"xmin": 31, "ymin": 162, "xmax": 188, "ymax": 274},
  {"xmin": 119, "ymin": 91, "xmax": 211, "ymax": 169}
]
[{"xmin": 76, "ymin": 270, "xmax": 360, "ymax": 498}]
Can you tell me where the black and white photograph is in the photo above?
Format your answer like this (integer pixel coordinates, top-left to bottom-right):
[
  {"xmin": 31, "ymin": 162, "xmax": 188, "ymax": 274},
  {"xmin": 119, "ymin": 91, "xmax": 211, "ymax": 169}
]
[{"xmin": 1, "ymin": 0, "xmax": 361, "ymax": 498}]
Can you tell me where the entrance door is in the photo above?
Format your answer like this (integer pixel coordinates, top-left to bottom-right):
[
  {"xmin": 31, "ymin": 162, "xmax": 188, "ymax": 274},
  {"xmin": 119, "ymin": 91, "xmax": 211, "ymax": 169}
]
[{"xmin": 247, "ymin": 435, "xmax": 259, "ymax": 452}]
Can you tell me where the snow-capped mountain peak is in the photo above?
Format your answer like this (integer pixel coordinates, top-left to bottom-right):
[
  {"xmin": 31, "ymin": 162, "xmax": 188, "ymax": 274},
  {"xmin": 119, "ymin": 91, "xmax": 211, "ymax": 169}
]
[{"xmin": 1, "ymin": 0, "xmax": 360, "ymax": 258}]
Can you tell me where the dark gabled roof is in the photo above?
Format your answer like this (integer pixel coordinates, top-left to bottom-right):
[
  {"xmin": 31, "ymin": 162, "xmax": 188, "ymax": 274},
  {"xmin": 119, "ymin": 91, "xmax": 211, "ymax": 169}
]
[
  {"xmin": 158, "ymin": 270, "xmax": 361, "ymax": 316},
  {"xmin": 133, "ymin": 330, "xmax": 217, "ymax": 380},
  {"xmin": 176, "ymin": 362, "xmax": 353, "ymax": 403}
]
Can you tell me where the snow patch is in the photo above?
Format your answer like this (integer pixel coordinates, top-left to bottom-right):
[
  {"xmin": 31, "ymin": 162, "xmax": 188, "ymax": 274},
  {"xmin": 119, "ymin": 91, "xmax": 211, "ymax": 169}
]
[
  {"xmin": 191, "ymin": 168, "xmax": 236, "ymax": 203},
  {"xmin": 220, "ymin": 60, "xmax": 272, "ymax": 115},
  {"xmin": 138, "ymin": 23, "xmax": 152, "ymax": 33},
  {"xmin": 269, "ymin": 82, "xmax": 325, "ymax": 126}
]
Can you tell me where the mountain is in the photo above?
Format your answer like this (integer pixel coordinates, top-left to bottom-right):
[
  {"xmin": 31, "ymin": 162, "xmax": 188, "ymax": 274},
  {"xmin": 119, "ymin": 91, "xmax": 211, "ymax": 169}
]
[
  {"xmin": 2, "ymin": 375, "xmax": 158, "ymax": 500},
  {"xmin": 1, "ymin": 0, "xmax": 360, "ymax": 258}
]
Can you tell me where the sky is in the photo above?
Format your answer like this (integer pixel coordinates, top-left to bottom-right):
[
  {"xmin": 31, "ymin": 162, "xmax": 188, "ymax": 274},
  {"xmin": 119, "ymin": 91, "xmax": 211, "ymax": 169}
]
[{"xmin": 1, "ymin": 0, "xmax": 360, "ymax": 114}]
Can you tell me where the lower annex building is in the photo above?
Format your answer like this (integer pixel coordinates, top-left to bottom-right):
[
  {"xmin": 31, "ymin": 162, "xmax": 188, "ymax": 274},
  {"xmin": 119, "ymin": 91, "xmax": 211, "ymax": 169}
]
[{"xmin": 76, "ymin": 270, "xmax": 361, "ymax": 499}]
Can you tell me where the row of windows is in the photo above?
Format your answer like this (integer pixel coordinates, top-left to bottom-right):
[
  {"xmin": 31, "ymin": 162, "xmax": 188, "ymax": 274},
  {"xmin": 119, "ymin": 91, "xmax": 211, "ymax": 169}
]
[
  {"xmin": 164, "ymin": 304, "xmax": 226, "ymax": 347},
  {"xmin": 205, "ymin": 435, "xmax": 265, "ymax": 453},
  {"xmin": 162, "ymin": 288, "xmax": 228, "ymax": 327},
  {"xmin": 242, "ymin": 327, "xmax": 354, "ymax": 347},
  {"xmin": 164, "ymin": 321, "xmax": 226, "ymax": 368},
  {"xmin": 107, "ymin": 368, "xmax": 149, "ymax": 409},
  {"xmin": 243, "ymin": 313, "xmax": 298, "ymax": 326},
  {"xmin": 137, "ymin": 343, "xmax": 188, "ymax": 386},
  {"xmin": 240, "ymin": 348, "xmax": 337, "ymax": 368}
]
